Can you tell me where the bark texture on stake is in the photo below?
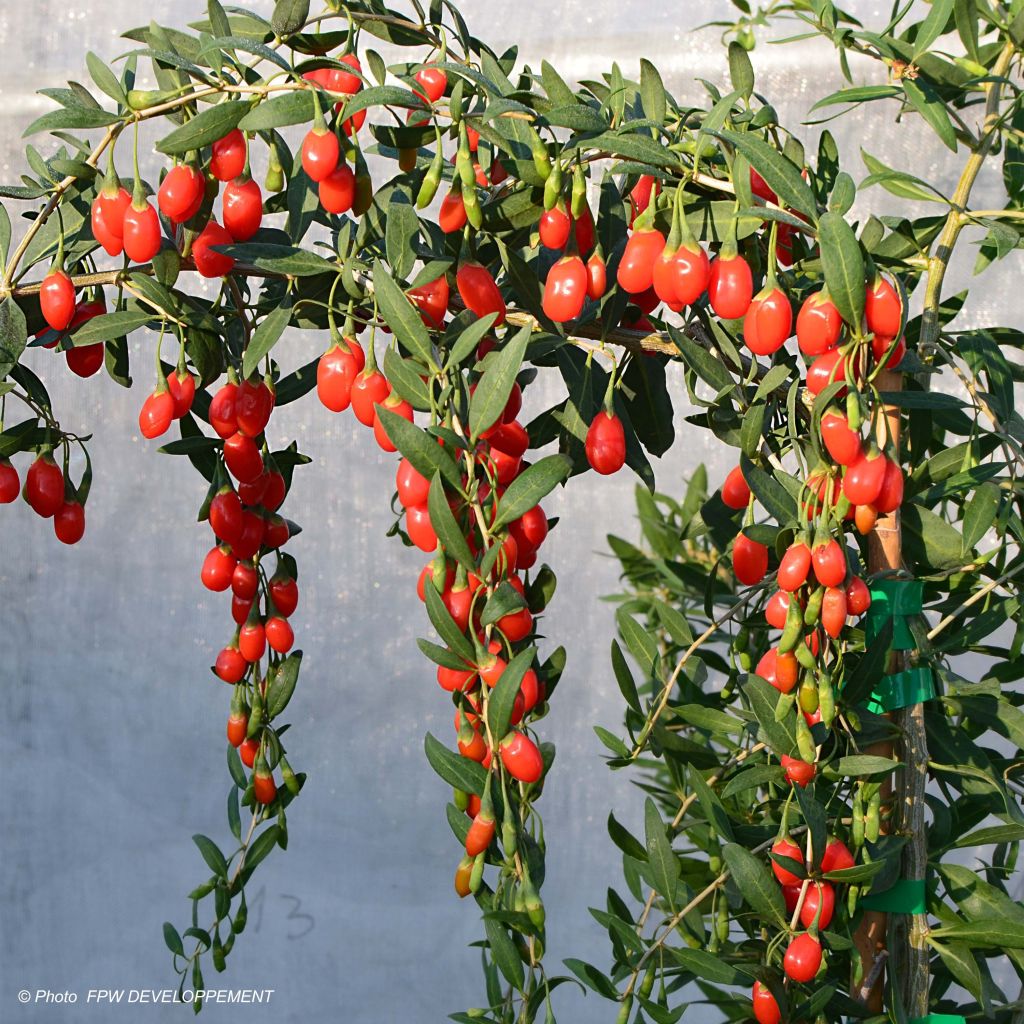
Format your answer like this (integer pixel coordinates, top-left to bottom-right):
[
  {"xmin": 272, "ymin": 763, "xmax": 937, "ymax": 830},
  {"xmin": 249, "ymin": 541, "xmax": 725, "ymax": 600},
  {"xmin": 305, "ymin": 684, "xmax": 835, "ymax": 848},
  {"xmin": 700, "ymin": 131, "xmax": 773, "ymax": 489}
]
[
  {"xmin": 854, "ymin": 368, "xmax": 930, "ymax": 1013},
  {"xmin": 852, "ymin": 368, "xmax": 903, "ymax": 1009}
]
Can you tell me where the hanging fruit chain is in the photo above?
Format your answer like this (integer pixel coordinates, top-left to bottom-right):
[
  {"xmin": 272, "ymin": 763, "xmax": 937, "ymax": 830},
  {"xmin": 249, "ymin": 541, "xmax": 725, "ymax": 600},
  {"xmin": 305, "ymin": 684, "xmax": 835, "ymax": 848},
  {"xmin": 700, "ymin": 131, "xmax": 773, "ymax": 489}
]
[{"xmin": 0, "ymin": 0, "xmax": 957, "ymax": 1017}]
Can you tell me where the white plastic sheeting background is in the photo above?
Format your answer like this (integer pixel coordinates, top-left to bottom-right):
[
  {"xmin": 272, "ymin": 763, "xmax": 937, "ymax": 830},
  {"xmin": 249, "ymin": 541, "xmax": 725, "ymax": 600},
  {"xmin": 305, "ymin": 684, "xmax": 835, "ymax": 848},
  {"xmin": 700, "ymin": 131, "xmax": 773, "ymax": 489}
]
[{"xmin": 0, "ymin": 2, "xmax": 1019, "ymax": 1022}]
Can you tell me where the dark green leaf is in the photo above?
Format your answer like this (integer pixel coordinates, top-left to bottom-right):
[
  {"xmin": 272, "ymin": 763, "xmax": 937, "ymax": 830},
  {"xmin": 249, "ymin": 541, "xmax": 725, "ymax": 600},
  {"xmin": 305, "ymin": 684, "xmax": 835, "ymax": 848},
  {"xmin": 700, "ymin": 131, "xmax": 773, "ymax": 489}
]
[{"xmin": 156, "ymin": 101, "xmax": 249, "ymax": 155}]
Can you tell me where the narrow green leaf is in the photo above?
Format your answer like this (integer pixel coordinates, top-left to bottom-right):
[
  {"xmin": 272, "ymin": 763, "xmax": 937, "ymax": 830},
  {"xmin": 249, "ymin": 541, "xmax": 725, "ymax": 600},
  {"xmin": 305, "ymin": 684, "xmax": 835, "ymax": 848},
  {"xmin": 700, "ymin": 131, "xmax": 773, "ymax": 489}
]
[
  {"xmin": 718, "ymin": 129, "xmax": 818, "ymax": 222},
  {"xmin": 156, "ymin": 101, "xmax": 249, "ymax": 154},
  {"xmin": 817, "ymin": 211, "xmax": 865, "ymax": 328},
  {"xmin": 242, "ymin": 300, "xmax": 291, "ymax": 379},
  {"xmin": 378, "ymin": 410, "xmax": 462, "ymax": 489},
  {"xmin": 238, "ymin": 90, "xmax": 314, "ymax": 130},
  {"xmin": 469, "ymin": 323, "xmax": 529, "ymax": 440},
  {"xmin": 961, "ymin": 481, "xmax": 1000, "ymax": 553},
  {"xmin": 486, "ymin": 647, "xmax": 536, "ymax": 742},
  {"xmin": 424, "ymin": 582, "xmax": 476, "ymax": 663},
  {"xmin": 903, "ymin": 79, "xmax": 957, "ymax": 152},
  {"xmin": 372, "ymin": 261, "xmax": 435, "ymax": 369},
  {"xmin": 727, "ymin": 42, "xmax": 754, "ymax": 99},
  {"xmin": 192, "ymin": 834, "xmax": 229, "ymax": 879},
  {"xmin": 722, "ymin": 842, "xmax": 787, "ymax": 927},
  {"xmin": 424, "ymin": 731, "xmax": 486, "ymax": 795},
  {"xmin": 644, "ymin": 798, "xmax": 679, "ymax": 908},
  {"xmin": 385, "ymin": 196, "xmax": 419, "ymax": 280},
  {"xmin": 492, "ymin": 455, "xmax": 570, "ymax": 529},
  {"xmin": 639, "ymin": 59, "xmax": 667, "ymax": 124},
  {"xmin": 266, "ymin": 651, "xmax": 301, "ymax": 717},
  {"xmin": 427, "ymin": 470, "xmax": 474, "ymax": 572},
  {"xmin": 87, "ymin": 52, "xmax": 127, "ymax": 105}
]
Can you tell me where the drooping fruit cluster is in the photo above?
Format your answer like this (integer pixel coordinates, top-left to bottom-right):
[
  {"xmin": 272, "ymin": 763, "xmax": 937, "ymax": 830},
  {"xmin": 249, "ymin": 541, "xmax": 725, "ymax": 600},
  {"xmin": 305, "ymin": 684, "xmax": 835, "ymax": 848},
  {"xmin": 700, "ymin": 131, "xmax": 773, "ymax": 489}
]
[
  {"xmin": 193, "ymin": 370, "xmax": 304, "ymax": 811},
  {"xmin": 714, "ymin": 267, "xmax": 908, "ymax": 1011}
]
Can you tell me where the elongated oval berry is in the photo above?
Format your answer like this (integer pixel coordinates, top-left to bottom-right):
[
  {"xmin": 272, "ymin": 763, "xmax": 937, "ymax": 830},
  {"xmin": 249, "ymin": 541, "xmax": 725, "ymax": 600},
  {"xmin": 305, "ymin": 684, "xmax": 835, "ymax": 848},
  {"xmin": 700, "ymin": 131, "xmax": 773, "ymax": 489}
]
[
  {"xmin": 743, "ymin": 285, "xmax": 792, "ymax": 356},
  {"xmin": 585, "ymin": 411, "xmax": 626, "ymax": 475},
  {"xmin": 209, "ymin": 382, "xmax": 239, "ymax": 439},
  {"xmin": 873, "ymin": 457, "xmax": 904, "ymax": 514},
  {"xmin": 865, "ymin": 274, "xmax": 902, "ymax": 338},
  {"xmin": 210, "ymin": 129, "xmax": 246, "ymax": 182},
  {"xmin": 53, "ymin": 501, "xmax": 85, "ymax": 544},
  {"xmin": 721, "ymin": 465, "xmax": 750, "ymax": 510},
  {"xmin": 821, "ymin": 837, "xmax": 855, "ymax": 872},
  {"xmin": 822, "ymin": 586, "xmax": 848, "ymax": 638},
  {"xmin": 266, "ymin": 616, "xmax": 294, "ymax": 653},
  {"xmin": 409, "ymin": 276, "xmax": 449, "ymax": 330},
  {"xmin": 302, "ymin": 128, "xmax": 340, "ymax": 182},
  {"xmin": 539, "ymin": 205, "xmax": 571, "ymax": 250},
  {"xmin": 232, "ymin": 561, "xmax": 259, "ymax": 601},
  {"xmin": 457, "ymin": 262, "xmax": 506, "ymax": 325},
  {"xmin": 319, "ymin": 163, "xmax": 355, "ymax": 214},
  {"xmin": 39, "ymin": 270, "xmax": 76, "ymax": 332},
  {"xmin": 781, "ymin": 754, "xmax": 816, "ymax": 788},
  {"xmin": 465, "ymin": 812, "xmax": 495, "ymax": 857},
  {"xmin": 406, "ymin": 503, "xmax": 438, "ymax": 552},
  {"xmin": 223, "ymin": 176, "xmax": 263, "ymax": 241},
  {"xmin": 797, "ymin": 290, "xmax": 842, "ymax": 355},
  {"xmin": 617, "ymin": 228, "xmax": 665, "ymax": 294},
  {"xmin": 201, "ymin": 545, "xmax": 237, "ymax": 592},
  {"xmin": 269, "ymin": 575, "xmax": 299, "ymax": 618},
  {"xmin": 843, "ymin": 450, "xmax": 887, "ymax": 506},
  {"xmin": 123, "ymin": 198, "xmax": 162, "ymax": 263},
  {"xmin": 778, "ymin": 541, "xmax": 811, "ymax": 592},
  {"xmin": 412, "ymin": 64, "xmax": 446, "ymax": 104},
  {"xmin": 820, "ymin": 410, "xmax": 861, "ymax": 466},
  {"xmin": 751, "ymin": 981, "xmax": 781, "ymax": 1024},
  {"xmin": 542, "ymin": 255, "xmax": 587, "ymax": 323},
  {"xmin": 350, "ymin": 369, "xmax": 391, "ymax": 427},
  {"xmin": 708, "ymin": 253, "xmax": 753, "ymax": 319},
  {"xmin": 0, "ymin": 459, "xmax": 20, "ymax": 504},
  {"xmin": 671, "ymin": 244, "xmax": 710, "ymax": 306},
  {"xmin": 91, "ymin": 186, "xmax": 131, "ymax": 256},
  {"xmin": 235, "ymin": 377, "xmax": 274, "ymax": 438},
  {"xmin": 166, "ymin": 369, "xmax": 196, "ymax": 419},
  {"xmin": 651, "ymin": 244, "xmax": 681, "ymax": 306},
  {"xmin": 586, "ymin": 251, "xmax": 607, "ymax": 300},
  {"xmin": 192, "ymin": 219, "xmax": 235, "ymax": 278},
  {"xmin": 439, "ymin": 187, "xmax": 467, "ymax": 233},
  {"xmin": 800, "ymin": 881, "xmax": 835, "ymax": 929},
  {"xmin": 209, "ymin": 488, "xmax": 244, "ymax": 545},
  {"xmin": 733, "ymin": 533, "xmax": 768, "ymax": 586},
  {"xmin": 139, "ymin": 389, "xmax": 175, "ymax": 439},
  {"xmin": 765, "ymin": 589, "xmax": 792, "ymax": 630},
  {"xmin": 25, "ymin": 456, "xmax": 64, "ymax": 518},
  {"xmin": 238, "ymin": 620, "xmax": 266, "ymax": 662},
  {"xmin": 224, "ymin": 432, "xmax": 264, "ymax": 483},
  {"xmin": 499, "ymin": 731, "xmax": 544, "ymax": 783},
  {"xmin": 373, "ymin": 393, "xmax": 413, "ymax": 452},
  {"xmin": 771, "ymin": 836, "xmax": 803, "ymax": 886},
  {"xmin": 317, "ymin": 342, "xmax": 360, "ymax": 412},
  {"xmin": 253, "ymin": 768, "xmax": 277, "ymax": 804},
  {"xmin": 156, "ymin": 163, "xmax": 204, "ymax": 224},
  {"xmin": 783, "ymin": 931, "xmax": 822, "ymax": 983},
  {"xmin": 158, "ymin": 164, "xmax": 205, "ymax": 224},
  {"xmin": 812, "ymin": 537, "xmax": 846, "ymax": 588},
  {"xmin": 806, "ymin": 347, "xmax": 855, "ymax": 397}
]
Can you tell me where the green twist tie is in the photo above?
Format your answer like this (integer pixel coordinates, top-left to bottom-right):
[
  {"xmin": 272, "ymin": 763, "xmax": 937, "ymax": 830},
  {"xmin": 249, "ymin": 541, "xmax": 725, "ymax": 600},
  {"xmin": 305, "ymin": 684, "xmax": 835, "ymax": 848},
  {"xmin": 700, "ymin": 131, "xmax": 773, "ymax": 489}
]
[
  {"xmin": 866, "ymin": 579, "xmax": 923, "ymax": 651},
  {"xmin": 860, "ymin": 877, "xmax": 926, "ymax": 914},
  {"xmin": 910, "ymin": 1017, "xmax": 966, "ymax": 1024},
  {"xmin": 866, "ymin": 667, "xmax": 936, "ymax": 714}
]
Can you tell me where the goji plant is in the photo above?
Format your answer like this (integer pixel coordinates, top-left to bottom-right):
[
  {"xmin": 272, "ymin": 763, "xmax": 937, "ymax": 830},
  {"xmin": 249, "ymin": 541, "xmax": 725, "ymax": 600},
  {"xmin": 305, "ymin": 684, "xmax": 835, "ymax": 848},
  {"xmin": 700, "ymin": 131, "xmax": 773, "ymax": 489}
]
[{"xmin": 1, "ymin": 0, "xmax": 1022, "ymax": 1021}]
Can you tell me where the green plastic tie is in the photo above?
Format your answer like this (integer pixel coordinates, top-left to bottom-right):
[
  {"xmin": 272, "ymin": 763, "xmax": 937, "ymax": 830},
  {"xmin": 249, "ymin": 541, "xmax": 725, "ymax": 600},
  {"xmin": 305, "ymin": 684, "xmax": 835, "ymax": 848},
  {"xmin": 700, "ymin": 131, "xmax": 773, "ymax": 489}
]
[
  {"xmin": 866, "ymin": 579, "xmax": 923, "ymax": 650},
  {"xmin": 866, "ymin": 667, "xmax": 936, "ymax": 714},
  {"xmin": 860, "ymin": 877, "xmax": 926, "ymax": 914}
]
